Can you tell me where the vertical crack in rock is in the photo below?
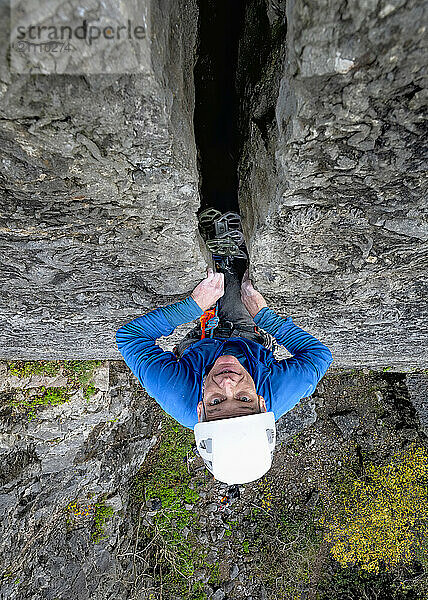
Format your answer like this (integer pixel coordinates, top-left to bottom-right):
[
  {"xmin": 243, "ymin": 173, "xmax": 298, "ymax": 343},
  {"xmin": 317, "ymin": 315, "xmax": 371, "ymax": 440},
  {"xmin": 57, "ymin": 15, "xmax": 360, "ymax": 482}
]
[{"xmin": 193, "ymin": 0, "xmax": 246, "ymax": 215}]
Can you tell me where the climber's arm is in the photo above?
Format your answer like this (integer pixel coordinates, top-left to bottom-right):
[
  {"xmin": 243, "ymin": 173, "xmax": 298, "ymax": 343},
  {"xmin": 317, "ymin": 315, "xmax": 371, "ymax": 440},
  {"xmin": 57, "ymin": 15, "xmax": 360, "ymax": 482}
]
[
  {"xmin": 115, "ymin": 268, "xmax": 224, "ymax": 427},
  {"xmin": 254, "ymin": 307, "xmax": 333, "ymax": 418},
  {"xmin": 116, "ymin": 297, "xmax": 203, "ymax": 426},
  {"xmin": 240, "ymin": 274, "xmax": 332, "ymax": 418}
]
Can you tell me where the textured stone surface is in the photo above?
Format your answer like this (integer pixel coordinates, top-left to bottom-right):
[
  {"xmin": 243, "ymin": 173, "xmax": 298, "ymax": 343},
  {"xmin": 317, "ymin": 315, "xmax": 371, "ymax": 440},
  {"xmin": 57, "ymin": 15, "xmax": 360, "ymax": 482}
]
[
  {"xmin": 275, "ymin": 394, "xmax": 317, "ymax": 445},
  {"xmin": 239, "ymin": 0, "xmax": 427, "ymax": 368},
  {"xmin": 10, "ymin": 0, "xmax": 152, "ymax": 75},
  {"xmin": 0, "ymin": 0, "xmax": 206, "ymax": 359},
  {"xmin": 0, "ymin": 361, "xmax": 155, "ymax": 600},
  {"xmin": 406, "ymin": 372, "xmax": 428, "ymax": 434}
]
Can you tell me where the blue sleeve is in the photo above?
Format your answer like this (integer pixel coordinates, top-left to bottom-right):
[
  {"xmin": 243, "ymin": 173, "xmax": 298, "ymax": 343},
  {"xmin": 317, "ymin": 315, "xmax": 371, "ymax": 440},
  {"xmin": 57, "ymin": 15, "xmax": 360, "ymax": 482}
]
[
  {"xmin": 254, "ymin": 307, "xmax": 333, "ymax": 419},
  {"xmin": 116, "ymin": 297, "xmax": 204, "ymax": 428}
]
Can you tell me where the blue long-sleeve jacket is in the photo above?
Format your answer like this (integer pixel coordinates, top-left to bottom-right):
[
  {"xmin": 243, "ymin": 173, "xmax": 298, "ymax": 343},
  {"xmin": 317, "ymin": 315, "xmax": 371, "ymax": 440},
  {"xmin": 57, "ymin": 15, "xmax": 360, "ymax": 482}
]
[{"xmin": 116, "ymin": 298, "xmax": 333, "ymax": 429}]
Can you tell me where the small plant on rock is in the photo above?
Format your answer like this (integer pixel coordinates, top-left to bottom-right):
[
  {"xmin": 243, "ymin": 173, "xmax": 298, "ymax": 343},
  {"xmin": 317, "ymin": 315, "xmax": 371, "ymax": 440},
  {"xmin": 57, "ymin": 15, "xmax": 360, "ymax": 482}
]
[
  {"xmin": 8, "ymin": 360, "xmax": 61, "ymax": 378},
  {"xmin": 92, "ymin": 497, "xmax": 114, "ymax": 543},
  {"xmin": 64, "ymin": 499, "xmax": 95, "ymax": 530},
  {"xmin": 9, "ymin": 386, "xmax": 70, "ymax": 420},
  {"xmin": 63, "ymin": 360, "xmax": 101, "ymax": 399}
]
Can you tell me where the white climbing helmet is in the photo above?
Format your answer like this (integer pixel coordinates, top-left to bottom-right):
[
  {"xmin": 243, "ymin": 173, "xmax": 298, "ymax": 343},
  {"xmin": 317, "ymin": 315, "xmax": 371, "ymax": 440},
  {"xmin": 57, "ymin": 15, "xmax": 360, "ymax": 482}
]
[{"xmin": 194, "ymin": 412, "xmax": 276, "ymax": 485}]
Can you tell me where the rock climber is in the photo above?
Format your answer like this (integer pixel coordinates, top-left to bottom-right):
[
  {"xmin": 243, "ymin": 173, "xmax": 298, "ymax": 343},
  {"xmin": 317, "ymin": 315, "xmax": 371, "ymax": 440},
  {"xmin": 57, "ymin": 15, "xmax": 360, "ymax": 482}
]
[{"xmin": 116, "ymin": 262, "xmax": 333, "ymax": 485}]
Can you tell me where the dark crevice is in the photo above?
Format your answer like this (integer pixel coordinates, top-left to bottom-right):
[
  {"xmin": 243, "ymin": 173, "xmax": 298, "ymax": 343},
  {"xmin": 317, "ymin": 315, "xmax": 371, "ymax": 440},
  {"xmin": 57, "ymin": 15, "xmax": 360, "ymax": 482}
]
[
  {"xmin": 193, "ymin": 0, "xmax": 286, "ymax": 249},
  {"xmin": 355, "ymin": 444, "xmax": 364, "ymax": 475},
  {"xmin": 193, "ymin": 0, "xmax": 246, "ymax": 215},
  {"xmin": 236, "ymin": 1, "xmax": 286, "ymax": 134},
  {"xmin": 381, "ymin": 372, "xmax": 419, "ymax": 435}
]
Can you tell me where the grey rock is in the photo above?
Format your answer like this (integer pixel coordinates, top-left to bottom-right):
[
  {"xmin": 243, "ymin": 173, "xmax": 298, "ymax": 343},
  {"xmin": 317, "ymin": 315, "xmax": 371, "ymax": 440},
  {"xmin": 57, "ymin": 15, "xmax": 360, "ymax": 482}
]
[
  {"xmin": 205, "ymin": 550, "xmax": 218, "ymax": 564},
  {"xmin": 194, "ymin": 569, "xmax": 210, "ymax": 583},
  {"xmin": 230, "ymin": 563, "xmax": 239, "ymax": 580},
  {"xmin": 406, "ymin": 373, "xmax": 428, "ymax": 435},
  {"xmin": 211, "ymin": 589, "xmax": 226, "ymax": 600},
  {"xmin": 0, "ymin": 0, "xmax": 206, "ymax": 359},
  {"xmin": 238, "ymin": 0, "xmax": 427, "ymax": 368},
  {"xmin": 198, "ymin": 532, "xmax": 210, "ymax": 545},
  {"xmin": 331, "ymin": 411, "xmax": 361, "ymax": 438},
  {"xmin": 0, "ymin": 361, "xmax": 155, "ymax": 600},
  {"xmin": 276, "ymin": 396, "xmax": 317, "ymax": 444}
]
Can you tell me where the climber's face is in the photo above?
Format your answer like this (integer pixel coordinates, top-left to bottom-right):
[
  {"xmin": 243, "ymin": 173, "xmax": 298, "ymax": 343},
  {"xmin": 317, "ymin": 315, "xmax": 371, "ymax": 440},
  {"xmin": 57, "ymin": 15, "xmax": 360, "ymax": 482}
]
[{"xmin": 197, "ymin": 355, "xmax": 266, "ymax": 422}]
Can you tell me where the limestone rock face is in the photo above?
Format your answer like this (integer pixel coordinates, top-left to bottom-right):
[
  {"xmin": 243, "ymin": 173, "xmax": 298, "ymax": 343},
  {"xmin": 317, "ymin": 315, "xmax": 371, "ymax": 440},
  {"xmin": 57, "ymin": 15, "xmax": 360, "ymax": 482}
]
[
  {"xmin": 0, "ymin": 361, "xmax": 155, "ymax": 600},
  {"xmin": 239, "ymin": 0, "xmax": 427, "ymax": 368},
  {"xmin": 0, "ymin": 0, "xmax": 206, "ymax": 359}
]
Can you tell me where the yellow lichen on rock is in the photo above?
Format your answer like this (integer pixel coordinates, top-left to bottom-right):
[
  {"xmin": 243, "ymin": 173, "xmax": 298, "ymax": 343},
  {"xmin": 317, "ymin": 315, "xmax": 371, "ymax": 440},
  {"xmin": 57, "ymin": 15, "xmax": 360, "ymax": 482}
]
[{"xmin": 322, "ymin": 444, "xmax": 428, "ymax": 573}]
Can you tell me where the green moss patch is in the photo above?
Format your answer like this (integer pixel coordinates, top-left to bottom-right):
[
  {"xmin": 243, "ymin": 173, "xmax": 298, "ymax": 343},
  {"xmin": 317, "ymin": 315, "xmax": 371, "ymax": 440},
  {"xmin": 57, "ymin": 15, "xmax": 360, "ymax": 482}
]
[
  {"xmin": 92, "ymin": 497, "xmax": 115, "ymax": 543},
  {"xmin": 9, "ymin": 386, "xmax": 70, "ymax": 420},
  {"xmin": 8, "ymin": 360, "xmax": 61, "ymax": 378},
  {"xmin": 63, "ymin": 360, "xmax": 102, "ymax": 400},
  {"xmin": 5, "ymin": 359, "xmax": 102, "ymax": 419}
]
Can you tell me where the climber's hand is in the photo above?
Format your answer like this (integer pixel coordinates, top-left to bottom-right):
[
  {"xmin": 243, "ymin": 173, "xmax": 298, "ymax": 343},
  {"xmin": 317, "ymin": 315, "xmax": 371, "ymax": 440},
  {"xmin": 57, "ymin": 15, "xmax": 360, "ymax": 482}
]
[
  {"xmin": 241, "ymin": 269, "xmax": 268, "ymax": 318},
  {"xmin": 191, "ymin": 268, "xmax": 224, "ymax": 312}
]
